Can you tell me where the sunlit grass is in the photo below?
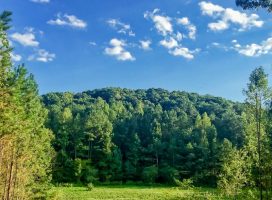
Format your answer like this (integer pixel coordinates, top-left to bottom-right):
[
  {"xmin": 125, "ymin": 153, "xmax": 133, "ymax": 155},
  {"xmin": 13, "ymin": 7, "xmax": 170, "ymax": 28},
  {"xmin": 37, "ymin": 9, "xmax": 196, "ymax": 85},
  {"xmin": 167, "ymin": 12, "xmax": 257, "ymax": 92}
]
[{"xmin": 55, "ymin": 185, "xmax": 224, "ymax": 200}]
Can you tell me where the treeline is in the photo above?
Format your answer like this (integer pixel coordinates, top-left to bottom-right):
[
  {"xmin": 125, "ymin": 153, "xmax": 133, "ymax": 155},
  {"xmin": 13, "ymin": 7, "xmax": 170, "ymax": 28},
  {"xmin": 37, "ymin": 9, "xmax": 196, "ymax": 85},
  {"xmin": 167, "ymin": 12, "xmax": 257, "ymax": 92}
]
[{"xmin": 43, "ymin": 88, "xmax": 245, "ymax": 186}]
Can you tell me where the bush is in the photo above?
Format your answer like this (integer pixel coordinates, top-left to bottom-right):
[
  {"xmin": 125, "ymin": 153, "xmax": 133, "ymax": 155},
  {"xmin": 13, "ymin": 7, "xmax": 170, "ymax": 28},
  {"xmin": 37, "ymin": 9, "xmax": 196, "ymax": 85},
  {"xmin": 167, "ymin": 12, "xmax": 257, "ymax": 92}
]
[
  {"xmin": 159, "ymin": 165, "xmax": 178, "ymax": 184},
  {"xmin": 174, "ymin": 178, "xmax": 194, "ymax": 190},
  {"xmin": 81, "ymin": 161, "xmax": 98, "ymax": 184},
  {"xmin": 86, "ymin": 183, "xmax": 94, "ymax": 191}
]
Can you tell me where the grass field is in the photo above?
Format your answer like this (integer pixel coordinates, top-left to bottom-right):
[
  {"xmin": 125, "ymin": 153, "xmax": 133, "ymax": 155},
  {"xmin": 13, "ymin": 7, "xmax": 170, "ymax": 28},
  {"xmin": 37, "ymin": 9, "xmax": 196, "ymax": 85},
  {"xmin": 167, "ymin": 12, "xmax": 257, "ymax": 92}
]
[{"xmin": 54, "ymin": 185, "xmax": 226, "ymax": 200}]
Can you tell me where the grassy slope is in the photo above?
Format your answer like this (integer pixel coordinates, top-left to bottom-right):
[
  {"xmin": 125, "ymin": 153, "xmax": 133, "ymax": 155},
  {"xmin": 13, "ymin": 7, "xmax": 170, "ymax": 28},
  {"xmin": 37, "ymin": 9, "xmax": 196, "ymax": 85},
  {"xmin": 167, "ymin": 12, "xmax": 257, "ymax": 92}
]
[{"xmin": 55, "ymin": 185, "xmax": 224, "ymax": 200}]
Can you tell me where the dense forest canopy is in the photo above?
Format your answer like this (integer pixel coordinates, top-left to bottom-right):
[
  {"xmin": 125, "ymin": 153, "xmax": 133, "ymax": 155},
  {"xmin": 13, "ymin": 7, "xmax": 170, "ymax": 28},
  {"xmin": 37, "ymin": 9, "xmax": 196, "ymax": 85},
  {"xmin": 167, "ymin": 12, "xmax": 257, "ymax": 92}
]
[{"xmin": 42, "ymin": 88, "xmax": 245, "ymax": 186}]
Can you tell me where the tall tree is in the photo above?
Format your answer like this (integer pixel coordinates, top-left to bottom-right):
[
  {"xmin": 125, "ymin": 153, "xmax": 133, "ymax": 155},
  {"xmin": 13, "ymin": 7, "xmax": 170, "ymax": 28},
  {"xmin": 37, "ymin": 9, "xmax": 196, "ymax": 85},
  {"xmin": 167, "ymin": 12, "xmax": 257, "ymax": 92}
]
[
  {"xmin": 244, "ymin": 66, "xmax": 271, "ymax": 200},
  {"xmin": 0, "ymin": 12, "xmax": 53, "ymax": 199}
]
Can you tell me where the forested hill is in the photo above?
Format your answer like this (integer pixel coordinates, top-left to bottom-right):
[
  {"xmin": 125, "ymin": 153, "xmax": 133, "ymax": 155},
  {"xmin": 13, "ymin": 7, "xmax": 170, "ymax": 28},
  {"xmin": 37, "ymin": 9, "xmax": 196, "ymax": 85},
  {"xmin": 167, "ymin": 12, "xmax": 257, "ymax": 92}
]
[{"xmin": 42, "ymin": 88, "xmax": 245, "ymax": 186}]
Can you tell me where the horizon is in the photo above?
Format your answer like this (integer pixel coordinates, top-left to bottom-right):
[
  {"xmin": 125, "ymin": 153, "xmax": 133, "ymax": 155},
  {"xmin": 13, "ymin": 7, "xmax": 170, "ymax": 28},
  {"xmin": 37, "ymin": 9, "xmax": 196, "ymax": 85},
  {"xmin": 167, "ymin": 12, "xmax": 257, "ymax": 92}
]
[{"xmin": 3, "ymin": 0, "xmax": 272, "ymax": 102}]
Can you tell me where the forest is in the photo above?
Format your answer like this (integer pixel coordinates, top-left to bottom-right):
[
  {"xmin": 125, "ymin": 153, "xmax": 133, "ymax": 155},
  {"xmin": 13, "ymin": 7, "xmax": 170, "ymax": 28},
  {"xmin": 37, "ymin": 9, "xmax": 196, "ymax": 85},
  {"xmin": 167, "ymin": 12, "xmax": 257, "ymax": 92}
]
[{"xmin": 1, "ymin": 0, "xmax": 272, "ymax": 199}]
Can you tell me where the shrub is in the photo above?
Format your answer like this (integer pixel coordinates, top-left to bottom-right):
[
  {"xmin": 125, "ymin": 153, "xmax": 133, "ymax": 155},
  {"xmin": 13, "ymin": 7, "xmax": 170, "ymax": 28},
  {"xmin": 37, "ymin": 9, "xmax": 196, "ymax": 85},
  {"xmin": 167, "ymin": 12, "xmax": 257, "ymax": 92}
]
[
  {"xmin": 174, "ymin": 178, "xmax": 194, "ymax": 190},
  {"xmin": 159, "ymin": 165, "xmax": 179, "ymax": 184},
  {"xmin": 86, "ymin": 183, "xmax": 94, "ymax": 191}
]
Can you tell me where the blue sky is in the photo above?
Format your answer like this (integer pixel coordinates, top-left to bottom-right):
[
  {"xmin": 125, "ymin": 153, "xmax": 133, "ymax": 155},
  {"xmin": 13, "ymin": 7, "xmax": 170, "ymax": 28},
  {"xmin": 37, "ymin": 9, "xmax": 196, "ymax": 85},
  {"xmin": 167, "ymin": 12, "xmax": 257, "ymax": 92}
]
[{"xmin": 2, "ymin": 0, "xmax": 272, "ymax": 101}]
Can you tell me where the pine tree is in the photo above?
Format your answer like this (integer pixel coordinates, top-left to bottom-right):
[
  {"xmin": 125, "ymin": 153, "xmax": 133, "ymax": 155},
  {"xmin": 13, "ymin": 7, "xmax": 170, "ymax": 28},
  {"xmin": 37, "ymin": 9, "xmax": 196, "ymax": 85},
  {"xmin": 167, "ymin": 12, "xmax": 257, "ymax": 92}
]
[{"xmin": 0, "ymin": 12, "xmax": 53, "ymax": 199}]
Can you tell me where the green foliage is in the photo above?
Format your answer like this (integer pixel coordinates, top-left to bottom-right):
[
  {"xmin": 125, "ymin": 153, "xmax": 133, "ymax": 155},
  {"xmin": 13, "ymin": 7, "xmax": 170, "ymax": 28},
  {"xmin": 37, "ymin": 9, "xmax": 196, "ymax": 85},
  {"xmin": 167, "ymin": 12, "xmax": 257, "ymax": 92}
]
[
  {"xmin": 236, "ymin": 0, "xmax": 272, "ymax": 12},
  {"xmin": 142, "ymin": 166, "xmax": 158, "ymax": 184},
  {"xmin": 43, "ymin": 88, "xmax": 245, "ymax": 185},
  {"xmin": 56, "ymin": 185, "xmax": 243, "ymax": 200},
  {"xmin": 86, "ymin": 183, "xmax": 94, "ymax": 191},
  {"xmin": 0, "ymin": 12, "xmax": 53, "ymax": 199},
  {"xmin": 218, "ymin": 139, "xmax": 248, "ymax": 198},
  {"xmin": 174, "ymin": 178, "xmax": 194, "ymax": 190}
]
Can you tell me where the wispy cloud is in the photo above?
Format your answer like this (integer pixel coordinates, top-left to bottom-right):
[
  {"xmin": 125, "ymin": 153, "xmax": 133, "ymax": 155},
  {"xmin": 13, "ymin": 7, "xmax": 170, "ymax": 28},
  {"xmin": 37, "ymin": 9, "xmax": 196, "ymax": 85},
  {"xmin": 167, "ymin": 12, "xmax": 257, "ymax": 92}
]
[
  {"xmin": 105, "ymin": 38, "xmax": 135, "ymax": 61},
  {"xmin": 28, "ymin": 49, "xmax": 56, "ymax": 62},
  {"xmin": 48, "ymin": 14, "xmax": 87, "ymax": 29},
  {"xmin": 10, "ymin": 52, "xmax": 22, "ymax": 62},
  {"xmin": 89, "ymin": 41, "xmax": 97, "ymax": 46},
  {"xmin": 30, "ymin": 0, "xmax": 50, "ymax": 3},
  {"xmin": 107, "ymin": 19, "xmax": 135, "ymax": 36},
  {"xmin": 199, "ymin": 1, "xmax": 264, "ymax": 32},
  {"xmin": 232, "ymin": 38, "xmax": 272, "ymax": 57}
]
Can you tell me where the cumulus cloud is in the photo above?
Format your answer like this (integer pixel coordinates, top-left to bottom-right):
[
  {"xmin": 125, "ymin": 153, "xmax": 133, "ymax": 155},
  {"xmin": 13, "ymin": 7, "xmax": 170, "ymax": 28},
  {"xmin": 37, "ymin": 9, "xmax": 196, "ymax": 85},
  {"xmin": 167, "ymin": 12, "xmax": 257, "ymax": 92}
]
[
  {"xmin": 199, "ymin": 1, "xmax": 264, "ymax": 31},
  {"xmin": 159, "ymin": 37, "xmax": 178, "ymax": 49},
  {"xmin": 48, "ymin": 14, "xmax": 87, "ymax": 29},
  {"xmin": 107, "ymin": 19, "xmax": 135, "ymax": 36},
  {"xmin": 144, "ymin": 9, "xmax": 173, "ymax": 36},
  {"xmin": 232, "ymin": 38, "xmax": 272, "ymax": 57},
  {"xmin": 28, "ymin": 49, "xmax": 56, "ymax": 62},
  {"xmin": 140, "ymin": 40, "xmax": 152, "ymax": 50},
  {"xmin": 144, "ymin": 9, "xmax": 199, "ymax": 59},
  {"xmin": 30, "ymin": 0, "xmax": 50, "ymax": 3},
  {"xmin": 177, "ymin": 17, "xmax": 196, "ymax": 39},
  {"xmin": 105, "ymin": 38, "xmax": 135, "ymax": 61},
  {"xmin": 10, "ymin": 30, "xmax": 39, "ymax": 47},
  {"xmin": 169, "ymin": 47, "xmax": 197, "ymax": 60},
  {"xmin": 10, "ymin": 52, "xmax": 22, "ymax": 62}
]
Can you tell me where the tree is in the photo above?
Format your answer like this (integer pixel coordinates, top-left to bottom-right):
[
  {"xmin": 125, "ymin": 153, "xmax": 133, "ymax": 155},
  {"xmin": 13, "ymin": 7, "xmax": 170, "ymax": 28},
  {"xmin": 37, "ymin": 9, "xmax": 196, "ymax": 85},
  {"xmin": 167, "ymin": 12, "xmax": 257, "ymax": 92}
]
[
  {"xmin": 244, "ymin": 66, "xmax": 271, "ymax": 200},
  {"xmin": 236, "ymin": 0, "xmax": 272, "ymax": 12},
  {"xmin": 84, "ymin": 98, "xmax": 113, "ymax": 181},
  {"xmin": 0, "ymin": 12, "xmax": 53, "ymax": 199},
  {"xmin": 218, "ymin": 139, "xmax": 248, "ymax": 199}
]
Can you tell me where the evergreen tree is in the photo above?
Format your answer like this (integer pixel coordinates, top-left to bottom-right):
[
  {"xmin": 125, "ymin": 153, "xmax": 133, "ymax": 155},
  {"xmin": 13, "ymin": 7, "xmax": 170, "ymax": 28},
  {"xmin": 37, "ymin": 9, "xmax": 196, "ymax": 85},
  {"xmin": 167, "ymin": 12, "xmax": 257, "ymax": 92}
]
[{"xmin": 0, "ymin": 12, "xmax": 53, "ymax": 199}]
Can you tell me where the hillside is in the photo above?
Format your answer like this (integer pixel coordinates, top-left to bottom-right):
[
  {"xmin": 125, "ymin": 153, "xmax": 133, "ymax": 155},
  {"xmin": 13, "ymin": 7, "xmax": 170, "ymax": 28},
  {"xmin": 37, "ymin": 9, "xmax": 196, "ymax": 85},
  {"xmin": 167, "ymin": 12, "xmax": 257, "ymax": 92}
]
[{"xmin": 42, "ymin": 88, "xmax": 245, "ymax": 186}]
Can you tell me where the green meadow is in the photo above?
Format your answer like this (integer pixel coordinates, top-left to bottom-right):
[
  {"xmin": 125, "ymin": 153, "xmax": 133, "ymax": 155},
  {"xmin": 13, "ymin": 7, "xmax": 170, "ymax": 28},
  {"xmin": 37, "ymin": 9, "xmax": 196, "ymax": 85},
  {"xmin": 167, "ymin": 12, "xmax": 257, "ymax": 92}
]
[{"xmin": 54, "ymin": 185, "xmax": 232, "ymax": 200}]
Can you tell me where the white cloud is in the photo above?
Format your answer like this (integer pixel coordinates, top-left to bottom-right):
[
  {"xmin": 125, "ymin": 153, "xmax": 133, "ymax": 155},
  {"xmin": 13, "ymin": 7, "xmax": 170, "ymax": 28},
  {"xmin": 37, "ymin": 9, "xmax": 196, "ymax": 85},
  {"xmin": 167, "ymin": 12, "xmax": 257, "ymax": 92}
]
[
  {"xmin": 199, "ymin": 1, "xmax": 264, "ymax": 32},
  {"xmin": 212, "ymin": 42, "xmax": 220, "ymax": 46},
  {"xmin": 199, "ymin": 1, "xmax": 224, "ymax": 16},
  {"xmin": 169, "ymin": 47, "xmax": 198, "ymax": 60},
  {"xmin": 28, "ymin": 49, "xmax": 55, "ymax": 62},
  {"xmin": 177, "ymin": 17, "xmax": 197, "ymax": 39},
  {"xmin": 144, "ymin": 9, "xmax": 199, "ymax": 60},
  {"xmin": 89, "ymin": 41, "xmax": 97, "ymax": 46},
  {"xmin": 177, "ymin": 17, "xmax": 190, "ymax": 26},
  {"xmin": 187, "ymin": 25, "xmax": 197, "ymax": 39},
  {"xmin": 208, "ymin": 42, "xmax": 229, "ymax": 51},
  {"xmin": 10, "ymin": 52, "xmax": 22, "ymax": 62},
  {"xmin": 176, "ymin": 32, "xmax": 183, "ymax": 41},
  {"xmin": 30, "ymin": 0, "xmax": 50, "ymax": 3},
  {"xmin": 208, "ymin": 20, "xmax": 229, "ymax": 31},
  {"xmin": 107, "ymin": 19, "xmax": 135, "ymax": 36},
  {"xmin": 233, "ymin": 38, "xmax": 272, "ymax": 57},
  {"xmin": 144, "ymin": 9, "xmax": 173, "ymax": 36},
  {"xmin": 10, "ymin": 31, "xmax": 39, "ymax": 47},
  {"xmin": 48, "ymin": 14, "xmax": 87, "ymax": 29},
  {"xmin": 140, "ymin": 40, "xmax": 152, "ymax": 50},
  {"xmin": 159, "ymin": 37, "xmax": 178, "ymax": 49},
  {"xmin": 104, "ymin": 38, "xmax": 135, "ymax": 61}
]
